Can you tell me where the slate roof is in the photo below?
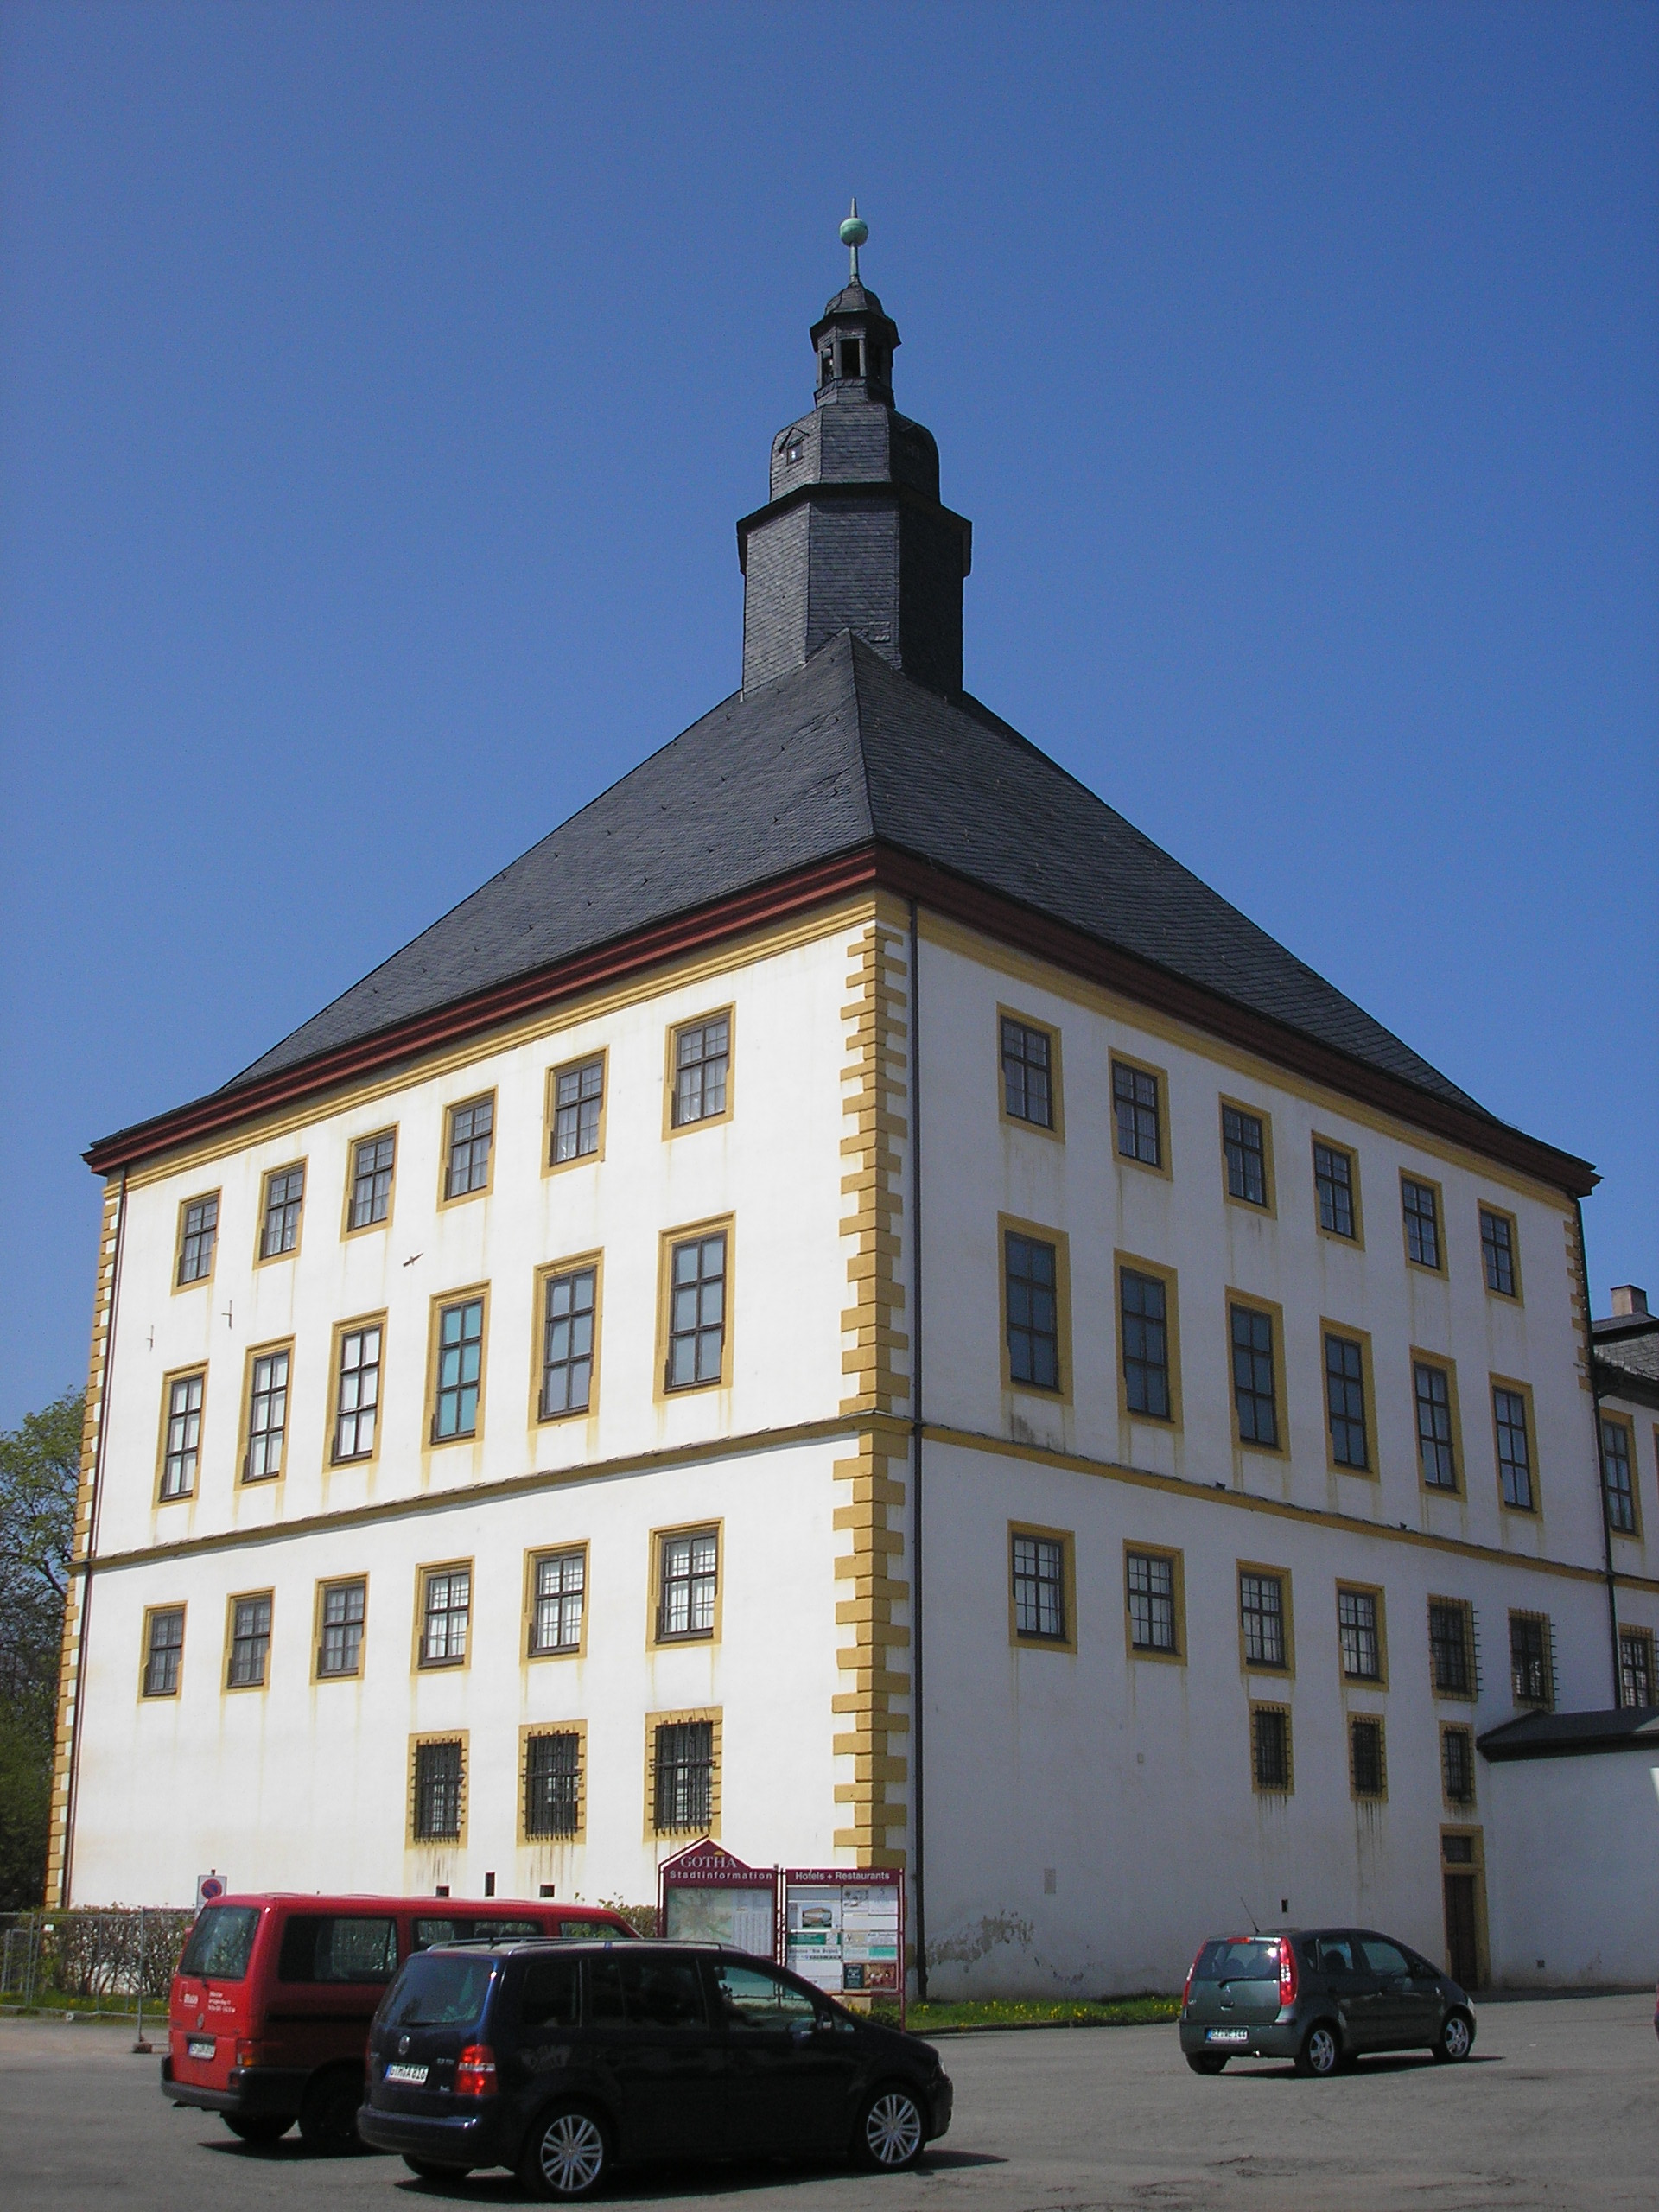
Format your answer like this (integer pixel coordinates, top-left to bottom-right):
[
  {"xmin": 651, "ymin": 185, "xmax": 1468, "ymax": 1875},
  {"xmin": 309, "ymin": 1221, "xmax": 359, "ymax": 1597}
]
[
  {"xmin": 229, "ymin": 631, "xmax": 1497, "ymax": 1122},
  {"xmin": 1478, "ymin": 1706, "xmax": 1659, "ymax": 1761},
  {"xmin": 1592, "ymin": 1312, "xmax": 1659, "ymax": 1400}
]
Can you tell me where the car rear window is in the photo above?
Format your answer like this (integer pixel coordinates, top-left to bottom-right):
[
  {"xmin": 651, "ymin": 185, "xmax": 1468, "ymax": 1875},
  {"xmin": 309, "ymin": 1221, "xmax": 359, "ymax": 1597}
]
[
  {"xmin": 411, "ymin": 1917, "xmax": 543, "ymax": 1951},
  {"xmin": 278, "ymin": 1914, "xmax": 399, "ymax": 1984},
  {"xmin": 385, "ymin": 1953, "xmax": 499, "ymax": 2029},
  {"xmin": 1195, "ymin": 1938, "xmax": 1281, "ymax": 1981},
  {"xmin": 178, "ymin": 1905, "xmax": 262, "ymax": 1981},
  {"xmin": 563, "ymin": 1916, "xmax": 634, "ymax": 1941}
]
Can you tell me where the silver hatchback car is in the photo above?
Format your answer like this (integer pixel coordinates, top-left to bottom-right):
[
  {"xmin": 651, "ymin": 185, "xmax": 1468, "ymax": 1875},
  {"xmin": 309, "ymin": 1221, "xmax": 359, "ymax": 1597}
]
[{"xmin": 1179, "ymin": 1928, "xmax": 1475, "ymax": 2076}]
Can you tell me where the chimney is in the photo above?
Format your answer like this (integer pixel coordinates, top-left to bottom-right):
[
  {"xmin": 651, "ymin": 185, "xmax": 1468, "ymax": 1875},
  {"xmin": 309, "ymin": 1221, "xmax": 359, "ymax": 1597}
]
[{"xmin": 1610, "ymin": 1285, "xmax": 1649, "ymax": 1318}]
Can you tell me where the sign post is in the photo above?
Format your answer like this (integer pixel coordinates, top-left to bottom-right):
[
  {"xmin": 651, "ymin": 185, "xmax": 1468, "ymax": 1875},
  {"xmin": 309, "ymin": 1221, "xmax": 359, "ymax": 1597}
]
[
  {"xmin": 782, "ymin": 1866, "xmax": 906, "ymax": 2026},
  {"xmin": 656, "ymin": 1841, "xmax": 779, "ymax": 1958}
]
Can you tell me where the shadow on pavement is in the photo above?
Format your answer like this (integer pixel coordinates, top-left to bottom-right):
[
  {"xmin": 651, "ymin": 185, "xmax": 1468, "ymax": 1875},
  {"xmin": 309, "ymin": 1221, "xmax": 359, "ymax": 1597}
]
[{"xmin": 392, "ymin": 2149, "xmax": 1006, "ymax": 2202}]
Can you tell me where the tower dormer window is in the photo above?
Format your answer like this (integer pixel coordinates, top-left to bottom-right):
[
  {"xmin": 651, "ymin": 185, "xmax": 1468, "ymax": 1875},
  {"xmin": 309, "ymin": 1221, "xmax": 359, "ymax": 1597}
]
[
  {"xmin": 786, "ymin": 437, "xmax": 804, "ymax": 465},
  {"xmin": 819, "ymin": 350, "xmax": 833, "ymax": 385},
  {"xmin": 839, "ymin": 338, "xmax": 862, "ymax": 379}
]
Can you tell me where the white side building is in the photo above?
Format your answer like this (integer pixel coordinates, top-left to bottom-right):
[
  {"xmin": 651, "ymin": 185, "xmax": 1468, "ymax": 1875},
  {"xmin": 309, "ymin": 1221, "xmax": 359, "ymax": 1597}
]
[{"xmin": 51, "ymin": 258, "xmax": 1656, "ymax": 1996}]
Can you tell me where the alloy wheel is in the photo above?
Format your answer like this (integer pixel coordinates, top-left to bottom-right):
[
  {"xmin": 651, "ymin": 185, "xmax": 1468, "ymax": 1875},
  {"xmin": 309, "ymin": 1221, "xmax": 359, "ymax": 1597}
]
[
  {"xmin": 865, "ymin": 2091, "xmax": 924, "ymax": 2167},
  {"xmin": 1303, "ymin": 2025, "xmax": 1339, "ymax": 2076},
  {"xmin": 1440, "ymin": 2013, "xmax": 1472, "ymax": 2060},
  {"xmin": 537, "ymin": 2112, "xmax": 607, "ymax": 2198}
]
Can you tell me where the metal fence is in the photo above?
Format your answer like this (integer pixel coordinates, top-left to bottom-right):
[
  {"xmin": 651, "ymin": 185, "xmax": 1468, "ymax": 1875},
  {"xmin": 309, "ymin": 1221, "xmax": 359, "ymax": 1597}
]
[{"xmin": 0, "ymin": 1909, "xmax": 195, "ymax": 2030}]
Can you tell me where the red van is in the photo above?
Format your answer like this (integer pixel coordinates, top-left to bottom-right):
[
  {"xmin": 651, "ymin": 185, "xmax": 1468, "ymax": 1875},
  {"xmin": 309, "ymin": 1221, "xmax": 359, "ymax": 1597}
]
[{"xmin": 162, "ymin": 1892, "xmax": 636, "ymax": 2152}]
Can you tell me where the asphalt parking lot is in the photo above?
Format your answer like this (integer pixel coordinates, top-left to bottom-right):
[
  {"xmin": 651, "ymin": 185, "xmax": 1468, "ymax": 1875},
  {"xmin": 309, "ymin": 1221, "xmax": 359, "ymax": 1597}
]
[{"xmin": 1, "ymin": 1994, "xmax": 1654, "ymax": 2211}]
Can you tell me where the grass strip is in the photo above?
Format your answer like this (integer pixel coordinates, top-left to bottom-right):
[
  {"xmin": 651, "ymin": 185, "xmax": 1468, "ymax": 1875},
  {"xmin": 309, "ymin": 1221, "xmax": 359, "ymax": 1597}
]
[{"xmin": 870, "ymin": 1994, "xmax": 1179, "ymax": 2033}]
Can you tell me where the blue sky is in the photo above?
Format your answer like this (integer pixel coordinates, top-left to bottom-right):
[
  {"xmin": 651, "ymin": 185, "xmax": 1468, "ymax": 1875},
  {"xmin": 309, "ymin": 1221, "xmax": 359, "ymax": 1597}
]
[{"xmin": 2, "ymin": 2, "xmax": 1654, "ymax": 1428}]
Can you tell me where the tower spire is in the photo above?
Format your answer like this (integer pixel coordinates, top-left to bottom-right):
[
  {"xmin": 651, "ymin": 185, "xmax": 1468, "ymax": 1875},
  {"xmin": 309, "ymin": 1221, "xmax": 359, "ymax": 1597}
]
[{"xmin": 839, "ymin": 198, "xmax": 868, "ymax": 286}]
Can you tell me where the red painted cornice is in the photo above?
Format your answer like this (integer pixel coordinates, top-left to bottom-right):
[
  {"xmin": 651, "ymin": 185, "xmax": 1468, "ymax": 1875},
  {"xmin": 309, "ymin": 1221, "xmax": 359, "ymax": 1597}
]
[{"xmin": 85, "ymin": 838, "xmax": 1597, "ymax": 1198}]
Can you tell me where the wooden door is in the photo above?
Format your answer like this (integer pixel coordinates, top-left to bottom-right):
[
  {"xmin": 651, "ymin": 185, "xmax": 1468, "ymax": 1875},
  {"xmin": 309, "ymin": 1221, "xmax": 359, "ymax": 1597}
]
[{"xmin": 1443, "ymin": 1872, "xmax": 1479, "ymax": 1989}]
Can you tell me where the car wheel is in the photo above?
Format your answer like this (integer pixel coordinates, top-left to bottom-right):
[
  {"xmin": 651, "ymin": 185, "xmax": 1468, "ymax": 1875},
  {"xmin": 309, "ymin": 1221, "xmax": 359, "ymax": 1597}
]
[
  {"xmin": 404, "ymin": 2156, "xmax": 472, "ymax": 2180},
  {"xmin": 1295, "ymin": 2022, "xmax": 1341, "ymax": 2078},
  {"xmin": 855, "ymin": 2085, "xmax": 926, "ymax": 2172},
  {"xmin": 297, "ymin": 2069, "xmax": 364, "ymax": 2155},
  {"xmin": 1433, "ymin": 2010, "xmax": 1475, "ymax": 2063},
  {"xmin": 1185, "ymin": 2053, "xmax": 1226, "ymax": 2075},
  {"xmin": 518, "ymin": 2105, "xmax": 611, "ymax": 2201},
  {"xmin": 222, "ymin": 2113, "xmax": 293, "ymax": 2144}
]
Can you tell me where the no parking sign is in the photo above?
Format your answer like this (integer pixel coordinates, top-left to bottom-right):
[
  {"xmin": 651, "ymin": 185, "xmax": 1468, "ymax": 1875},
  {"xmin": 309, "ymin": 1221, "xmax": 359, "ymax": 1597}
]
[{"xmin": 195, "ymin": 1872, "xmax": 226, "ymax": 1908}]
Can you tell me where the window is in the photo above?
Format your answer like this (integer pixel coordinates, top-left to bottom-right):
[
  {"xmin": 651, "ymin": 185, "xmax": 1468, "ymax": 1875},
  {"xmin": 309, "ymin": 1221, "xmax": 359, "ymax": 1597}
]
[
  {"xmin": 1414, "ymin": 1361, "xmax": 1458, "ymax": 1491},
  {"xmin": 671, "ymin": 1014, "xmax": 730, "ymax": 1128},
  {"xmin": 244, "ymin": 1349, "xmax": 289, "ymax": 1482},
  {"xmin": 1493, "ymin": 1384, "xmax": 1535, "ymax": 1510},
  {"xmin": 524, "ymin": 1731, "xmax": 582, "ymax": 1840},
  {"xmin": 1230, "ymin": 1305, "xmax": 1279, "ymax": 1449},
  {"xmin": 652, "ymin": 1718, "xmax": 715, "ymax": 1834},
  {"xmin": 665, "ymin": 1232, "xmax": 727, "ymax": 1389},
  {"xmin": 317, "ymin": 1580, "xmax": 365, "ymax": 1677},
  {"xmin": 658, "ymin": 1530, "xmax": 717, "ymax": 1641},
  {"xmin": 1112, "ymin": 1059, "xmax": 1161, "ymax": 1167},
  {"xmin": 348, "ymin": 1132, "xmax": 396, "ymax": 1230},
  {"xmin": 1240, "ymin": 1570, "xmax": 1287, "ymax": 1670},
  {"xmin": 518, "ymin": 1953, "xmax": 581, "ymax": 2026},
  {"xmin": 541, "ymin": 1264, "xmax": 597, "ymax": 1416},
  {"xmin": 1000, "ymin": 1017, "xmax": 1054, "ymax": 1129},
  {"xmin": 1222, "ymin": 1105, "xmax": 1268, "ymax": 1207},
  {"xmin": 1338, "ymin": 1588, "xmax": 1382, "ymax": 1681},
  {"xmin": 1600, "ymin": 1417, "xmax": 1637, "ymax": 1535},
  {"xmin": 1619, "ymin": 1628, "xmax": 1655, "ymax": 1710},
  {"xmin": 1006, "ymin": 1230, "xmax": 1060, "ymax": 1392},
  {"xmin": 1428, "ymin": 1599, "xmax": 1478, "ymax": 1699},
  {"xmin": 1441, "ymin": 1725, "xmax": 1476, "ymax": 1806},
  {"xmin": 259, "ymin": 1164, "xmax": 305, "ymax": 1259},
  {"xmin": 160, "ymin": 1372, "xmax": 204, "ymax": 1500},
  {"xmin": 412, "ymin": 1738, "xmax": 464, "ymax": 1841},
  {"xmin": 714, "ymin": 1958, "xmax": 817, "ymax": 2031},
  {"xmin": 1509, "ymin": 1612, "xmax": 1553, "ymax": 1708},
  {"xmin": 143, "ymin": 1606, "xmax": 184, "ymax": 1696},
  {"xmin": 1313, "ymin": 1141, "xmax": 1357, "ymax": 1239},
  {"xmin": 1126, "ymin": 1549, "xmax": 1179, "ymax": 1656},
  {"xmin": 226, "ymin": 1595, "xmax": 272, "ymax": 1689},
  {"xmin": 1324, "ymin": 1332, "xmax": 1370, "ymax": 1471},
  {"xmin": 421, "ymin": 1567, "xmax": 471, "ymax": 1667},
  {"xmin": 444, "ymin": 1096, "xmax": 493, "ymax": 1199},
  {"xmin": 433, "ymin": 1296, "xmax": 485, "ymax": 1440},
  {"xmin": 1250, "ymin": 1704, "xmax": 1292, "ymax": 1792},
  {"xmin": 1119, "ymin": 1268, "xmax": 1171, "ymax": 1420},
  {"xmin": 177, "ymin": 1194, "xmax": 219, "ymax": 1285},
  {"xmin": 785, "ymin": 436, "xmax": 805, "ymax": 466},
  {"xmin": 333, "ymin": 1322, "xmax": 381, "ymax": 1462},
  {"xmin": 1480, "ymin": 1207, "xmax": 1518, "ymax": 1297},
  {"xmin": 530, "ymin": 1548, "xmax": 586, "ymax": 1656},
  {"xmin": 1402, "ymin": 1177, "xmax": 1441, "ymax": 1268},
  {"xmin": 277, "ymin": 1914, "xmax": 398, "ymax": 1984},
  {"xmin": 552, "ymin": 1055, "xmax": 604, "ymax": 1163},
  {"xmin": 1350, "ymin": 1716, "xmax": 1386, "ymax": 1798},
  {"xmin": 1011, "ymin": 1531, "xmax": 1067, "ymax": 1642}
]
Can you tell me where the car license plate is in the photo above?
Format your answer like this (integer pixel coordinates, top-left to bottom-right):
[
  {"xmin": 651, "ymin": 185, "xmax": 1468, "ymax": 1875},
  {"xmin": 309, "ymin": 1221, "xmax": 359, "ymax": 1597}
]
[
  {"xmin": 187, "ymin": 2037, "xmax": 214, "ymax": 2059},
  {"xmin": 1206, "ymin": 2029, "xmax": 1249, "ymax": 2044},
  {"xmin": 384, "ymin": 2063, "xmax": 428, "ymax": 2085}
]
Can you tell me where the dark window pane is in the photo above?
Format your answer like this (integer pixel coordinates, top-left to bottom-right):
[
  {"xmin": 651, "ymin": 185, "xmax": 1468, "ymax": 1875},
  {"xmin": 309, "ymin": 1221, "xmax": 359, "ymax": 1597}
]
[
  {"xmin": 659, "ymin": 1531, "xmax": 717, "ymax": 1639},
  {"xmin": 1006, "ymin": 1233, "xmax": 1060, "ymax": 1392},
  {"xmin": 277, "ymin": 1913, "xmax": 398, "ymax": 1984},
  {"xmin": 1338, "ymin": 1588, "xmax": 1381, "ymax": 1679},
  {"xmin": 1222, "ymin": 1107, "xmax": 1267, "ymax": 1205},
  {"xmin": 414, "ymin": 1739, "xmax": 464, "ymax": 1839},
  {"xmin": 1600, "ymin": 1420, "xmax": 1637, "ymax": 1534},
  {"xmin": 1120, "ymin": 1268, "xmax": 1171, "ymax": 1420},
  {"xmin": 1001, "ymin": 1019, "xmax": 1053, "ymax": 1128},
  {"xmin": 1428, "ymin": 1600, "xmax": 1473, "ymax": 1696},
  {"xmin": 1494, "ymin": 1387, "xmax": 1533, "ymax": 1510},
  {"xmin": 349, "ymin": 1132, "xmax": 396, "ymax": 1230},
  {"xmin": 1112, "ymin": 1061, "xmax": 1160, "ymax": 1166},
  {"xmin": 434, "ymin": 1300, "xmax": 484, "ymax": 1438},
  {"xmin": 524, "ymin": 1732, "xmax": 582, "ymax": 1839},
  {"xmin": 1325, "ymin": 1333, "xmax": 1369, "ymax": 1470},
  {"xmin": 1012, "ymin": 1534, "xmax": 1066, "ymax": 1638},
  {"xmin": 1510, "ymin": 1614, "xmax": 1552, "ymax": 1707},
  {"xmin": 1619, "ymin": 1631, "xmax": 1654, "ymax": 1710},
  {"xmin": 1230, "ymin": 1306, "xmax": 1277, "ymax": 1448},
  {"xmin": 653, "ymin": 1719, "xmax": 714, "ymax": 1832},
  {"xmin": 1252, "ymin": 1707, "xmax": 1291, "ymax": 1790},
  {"xmin": 227, "ymin": 1595, "xmax": 272, "ymax": 1688},
  {"xmin": 1402, "ymin": 1178, "xmax": 1440, "ymax": 1268},
  {"xmin": 672, "ymin": 1018, "xmax": 730, "ymax": 1128},
  {"xmin": 518, "ymin": 1954, "xmax": 580, "ymax": 2029},
  {"xmin": 542, "ymin": 1267, "xmax": 597, "ymax": 1415},
  {"xmin": 260, "ymin": 1165, "xmax": 305, "ymax": 1259},
  {"xmin": 143, "ymin": 1607, "xmax": 185, "ymax": 1695},
  {"xmin": 1441, "ymin": 1727, "xmax": 1475, "ymax": 1803},
  {"xmin": 1480, "ymin": 1209, "xmax": 1516, "ymax": 1295},
  {"xmin": 553, "ymin": 1057, "xmax": 605, "ymax": 1162},
  {"xmin": 162, "ymin": 1374, "xmax": 204, "ymax": 1499},
  {"xmin": 1240, "ymin": 1572, "xmax": 1286, "ymax": 1669},
  {"xmin": 666, "ymin": 1234, "xmax": 726, "ymax": 1389},
  {"xmin": 1127, "ymin": 1550, "xmax": 1177, "ymax": 1653},
  {"xmin": 445, "ymin": 1097, "xmax": 494, "ymax": 1199},
  {"xmin": 1414, "ymin": 1363, "xmax": 1457, "ymax": 1490},
  {"xmin": 1313, "ymin": 1144, "xmax": 1355, "ymax": 1237},
  {"xmin": 531, "ymin": 1549, "xmax": 586, "ymax": 1655},
  {"xmin": 422, "ymin": 1568, "xmax": 470, "ymax": 1665},
  {"xmin": 318, "ymin": 1580, "xmax": 365, "ymax": 1675},
  {"xmin": 1351, "ymin": 1717, "xmax": 1385, "ymax": 1796},
  {"xmin": 178, "ymin": 1195, "xmax": 219, "ymax": 1284},
  {"xmin": 178, "ymin": 1905, "xmax": 260, "ymax": 1980}
]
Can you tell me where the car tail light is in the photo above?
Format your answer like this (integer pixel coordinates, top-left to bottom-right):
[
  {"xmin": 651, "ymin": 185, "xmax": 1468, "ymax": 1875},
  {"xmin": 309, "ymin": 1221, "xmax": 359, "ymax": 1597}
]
[
  {"xmin": 454, "ymin": 2044, "xmax": 498, "ymax": 2097},
  {"xmin": 1182, "ymin": 1946, "xmax": 1204, "ymax": 2013},
  {"xmin": 1278, "ymin": 1938, "xmax": 1299, "ymax": 2008},
  {"xmin": 234, "ymin": 2039, "xmax": 266, "ymax": 2069}
]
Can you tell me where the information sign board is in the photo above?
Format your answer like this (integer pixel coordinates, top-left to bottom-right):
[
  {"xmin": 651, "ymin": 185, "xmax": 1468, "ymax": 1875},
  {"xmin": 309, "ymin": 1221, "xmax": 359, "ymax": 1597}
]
[
  {"xmin": 657, "ymin": 1840, "xmax": 779, "ymax": 1958},
  {"xmin": 783, "ymin": 1866, "xmax": 905, "ymax": 2021}
]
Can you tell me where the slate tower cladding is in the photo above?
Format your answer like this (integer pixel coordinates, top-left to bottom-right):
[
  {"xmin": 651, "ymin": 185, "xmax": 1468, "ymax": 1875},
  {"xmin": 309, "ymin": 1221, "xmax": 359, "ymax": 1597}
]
[{"xmin": 737, "ymin": 278, "xmax": 973, "ymax": 700}]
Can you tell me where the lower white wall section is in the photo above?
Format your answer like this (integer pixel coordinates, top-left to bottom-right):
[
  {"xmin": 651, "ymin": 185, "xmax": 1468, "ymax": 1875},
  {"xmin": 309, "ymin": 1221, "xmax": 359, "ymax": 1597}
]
[
  {"xmin": 1482, "ymin": 1751, "xmax": 1659, "ymax": 1988},
  {"xmin": 67, "ymin": 1438, "xmax": 852, "ymax": 1909}
]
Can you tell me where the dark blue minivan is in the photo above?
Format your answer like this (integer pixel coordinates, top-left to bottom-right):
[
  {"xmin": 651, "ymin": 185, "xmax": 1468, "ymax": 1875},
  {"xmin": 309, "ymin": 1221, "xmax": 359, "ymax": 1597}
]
[{"xmin": 358, "ymin": 1940, "xmax": 951, "ymax": 2196}]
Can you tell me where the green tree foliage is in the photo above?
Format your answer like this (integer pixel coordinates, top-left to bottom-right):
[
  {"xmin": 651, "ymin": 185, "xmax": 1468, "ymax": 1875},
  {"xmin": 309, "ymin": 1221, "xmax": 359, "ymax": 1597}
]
[{"xmin": 0, "ymin": 1388, "xmax": 83, "ymax": 1908}]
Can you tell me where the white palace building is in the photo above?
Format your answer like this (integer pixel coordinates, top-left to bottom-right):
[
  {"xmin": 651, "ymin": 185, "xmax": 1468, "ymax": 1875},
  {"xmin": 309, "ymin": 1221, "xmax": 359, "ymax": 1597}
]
[{"xmin": 50, "ymin": 235, "xmax": 1659, "ymax": 1997}]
